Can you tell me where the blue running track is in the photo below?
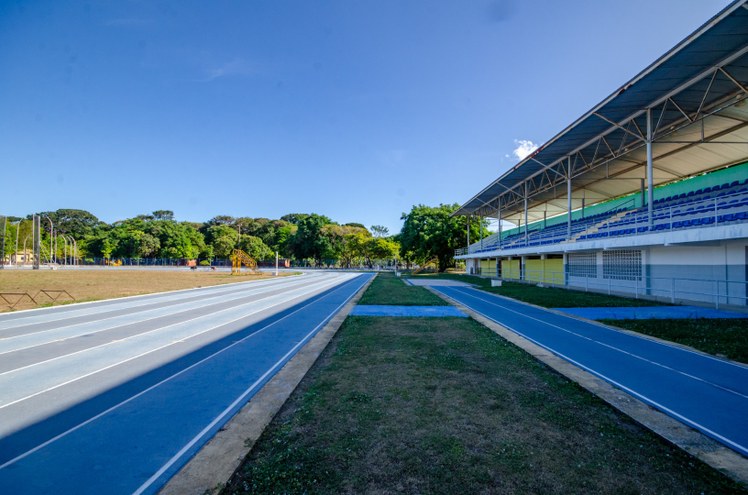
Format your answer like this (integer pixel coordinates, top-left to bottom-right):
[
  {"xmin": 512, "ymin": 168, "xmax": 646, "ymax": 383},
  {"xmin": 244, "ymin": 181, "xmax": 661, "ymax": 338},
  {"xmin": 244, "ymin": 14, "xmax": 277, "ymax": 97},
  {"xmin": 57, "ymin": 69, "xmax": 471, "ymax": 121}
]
[
  {"xmin": 433, "ymin": 285, "xmax": 748, "ymax": 457},
  {"xmin": 0, "ymin": 272, "xmax": 372, "ymax": 494}
]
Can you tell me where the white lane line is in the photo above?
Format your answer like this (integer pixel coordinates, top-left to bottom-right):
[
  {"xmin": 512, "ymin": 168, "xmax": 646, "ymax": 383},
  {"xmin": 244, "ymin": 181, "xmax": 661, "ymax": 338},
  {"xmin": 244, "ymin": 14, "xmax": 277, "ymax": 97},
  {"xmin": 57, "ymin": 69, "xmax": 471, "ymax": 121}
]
[
  {"xmin": 132, "ymin": 273, "xmax": 369, "ymax": 495},
  {"xmin": 440, "ymin": 288, "xmax": 748, "ymax": 458},
  {"xmin": 0, "ymin": 275, "xmax": 354, "ymax": 408},
  {"xmin": 456, "ymin": 286, "xmax": 748, "ymax": 371},
  {"xmin": 0, "ymin": 274, "xmax": 366, "ymax": 472},
  {"xmin": 0, "ymin": 275, "xmax": 319, "ymax": 355},
  {"xmin": 444, "ymin": 286, "xmax": 748, "ymax": 400},
  {"xmin": 0, "ymin": 273, "xmax": 321, "ymax": 332}
]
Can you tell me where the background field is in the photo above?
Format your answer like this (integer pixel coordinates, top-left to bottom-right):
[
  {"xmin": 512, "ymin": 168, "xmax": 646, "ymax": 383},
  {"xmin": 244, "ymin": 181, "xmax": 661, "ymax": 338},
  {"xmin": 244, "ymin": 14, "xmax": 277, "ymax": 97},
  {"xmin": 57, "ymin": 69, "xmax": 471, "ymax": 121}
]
[{"xmin": 0, "ymin": 269, "xmax": 280, "ymax": 312}]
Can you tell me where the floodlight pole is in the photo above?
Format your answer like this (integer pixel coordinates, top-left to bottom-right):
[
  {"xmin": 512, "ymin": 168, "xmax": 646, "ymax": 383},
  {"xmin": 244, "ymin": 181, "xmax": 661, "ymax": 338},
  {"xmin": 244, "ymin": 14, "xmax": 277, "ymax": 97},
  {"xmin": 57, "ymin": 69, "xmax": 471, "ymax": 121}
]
[
  {"xmin": 33, "ymin": 215, "xmax": 40, "ymax": 270},
  {"xmin": 275, "ymin": 251, "xmax": 279, "ymax": 277},
  {"xmin": 44, "ymin": 216, "xmax": 54, "ymax": 264},
  {"xmin": 0, "ymin": 216, "xmax": 6, "ymax": 270},
  {"xmin": 14, "ymin": 221, "xmax": 20, "ymax": 266}
]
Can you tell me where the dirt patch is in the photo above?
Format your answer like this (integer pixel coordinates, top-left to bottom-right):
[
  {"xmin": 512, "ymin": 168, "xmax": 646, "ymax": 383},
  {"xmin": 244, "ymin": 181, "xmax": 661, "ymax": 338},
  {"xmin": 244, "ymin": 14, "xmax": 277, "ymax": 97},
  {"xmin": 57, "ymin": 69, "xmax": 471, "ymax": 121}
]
[{"xmin": 0, "ymin": 269, "xmax": 282, "ymax": 312}]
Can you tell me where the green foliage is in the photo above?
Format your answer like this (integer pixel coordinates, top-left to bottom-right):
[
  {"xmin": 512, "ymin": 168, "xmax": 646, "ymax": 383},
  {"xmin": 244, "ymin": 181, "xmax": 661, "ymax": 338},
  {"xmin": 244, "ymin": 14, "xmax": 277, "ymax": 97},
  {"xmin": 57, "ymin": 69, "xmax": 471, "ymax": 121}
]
[
  {"xmin": 399, "ymin": 204, "xmax": 483, "ymax": 272},
  {"xmin": 239, "ymin": 235, "xmax": 274, "ymax": 260},
  {"xmin": 371, "ymin": 224, "xmax": 389, "ymax": 237},
  {"xmin": 289, "ymin": 214, "xmax": 334, "ymax": 266}
]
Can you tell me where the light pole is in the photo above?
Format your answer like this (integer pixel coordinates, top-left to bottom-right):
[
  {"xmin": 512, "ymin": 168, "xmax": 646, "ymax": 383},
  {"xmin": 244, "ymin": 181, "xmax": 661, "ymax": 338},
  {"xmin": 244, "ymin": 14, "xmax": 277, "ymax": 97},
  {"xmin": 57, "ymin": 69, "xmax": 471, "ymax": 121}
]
[
  {"xmin": 1, "ymin": 216, "xmax": 6, "ymax": 269},
  {"xmin": 14, "ymin": 220, "xmax": 20, "ymax": 266},
  {"xmin": 44, "ymin": 216, "xmax": 54, "ymax": 264},
  {"xmin": 22, "ymin": 235, "xmax": 29, "ymax": 266}
]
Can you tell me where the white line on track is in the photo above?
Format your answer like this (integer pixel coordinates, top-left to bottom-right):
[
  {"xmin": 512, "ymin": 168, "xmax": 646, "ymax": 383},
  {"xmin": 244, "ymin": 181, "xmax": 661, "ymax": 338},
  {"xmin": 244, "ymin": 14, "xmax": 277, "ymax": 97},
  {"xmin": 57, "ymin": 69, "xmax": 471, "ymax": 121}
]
[
  {"xmin": 0, "ymin": 273, "xmax": 325, "ymax": 332},
  {"xmin": 0, "ymin": 274, "xmax": 355, "ymax": 409},
  {"xmin": 437, "ymin": 287, "xmax": 748, "ymax": 457},
  {"xmin": 446, "ymin": 287, "xmax": 748, "ymax": 399},
  {"xmin": 0, "ymin": 275, "xmax": 325, "ymax": 355},
  {"xmin": 132, "ymin": 273, "xmax": 367, "ymax": 495},
  {"xmin": 0, "ymin": 274, "xmax": 365, "ymax": 472}
]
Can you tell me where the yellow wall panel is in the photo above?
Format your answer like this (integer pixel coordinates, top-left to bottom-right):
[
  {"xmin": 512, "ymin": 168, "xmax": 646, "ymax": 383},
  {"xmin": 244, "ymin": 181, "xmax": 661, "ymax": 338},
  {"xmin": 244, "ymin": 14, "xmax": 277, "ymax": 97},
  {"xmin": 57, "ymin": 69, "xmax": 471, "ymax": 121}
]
[{"xmin": 501, "ymin": 259, "xmax": 520, "ymax": 280}]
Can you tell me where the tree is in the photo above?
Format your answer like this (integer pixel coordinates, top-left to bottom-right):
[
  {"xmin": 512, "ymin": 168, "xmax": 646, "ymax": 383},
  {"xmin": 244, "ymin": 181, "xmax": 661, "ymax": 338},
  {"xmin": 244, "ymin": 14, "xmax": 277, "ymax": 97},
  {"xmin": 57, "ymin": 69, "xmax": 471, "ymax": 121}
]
[
  {"xmin": 281, "ymin": 213, "xmax": 309, "ymax": 225},
  {"xmin": 238, "ymin": 235, "xmax": 274, "ymax": 260},
  {"xmin": 399, "ymin": 204, "xmax": 484, "ymax": 272},
  {"xmin": 289, "ymin": 214, "xmax": 333, "ymax": 266},
  {"xmin": 37, "ymin": 209, "xmax": 102, "ymax": 239},
  {"xmin": 368, "ymin": 237, "xmax": 399, "ymax": 263},
  {"xmin": 371, "ymin": 225, "xmax": 389, "ymax": 238},
  {"xmin": 152, "ymin": 210, "xmax": 175, "ymax": 221}
]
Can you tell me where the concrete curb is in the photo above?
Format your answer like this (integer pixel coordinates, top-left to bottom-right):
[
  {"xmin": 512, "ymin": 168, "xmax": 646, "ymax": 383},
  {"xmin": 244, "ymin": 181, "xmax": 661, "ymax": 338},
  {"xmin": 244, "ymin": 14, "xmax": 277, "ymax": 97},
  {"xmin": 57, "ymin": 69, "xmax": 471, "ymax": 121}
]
[
  {"xmin": 159, "ymin": 274, "xmax": 376, "ymax": 495},
  {"xmin": 427, "ymin": 286, "xmax": 748, "ymax": 486}
]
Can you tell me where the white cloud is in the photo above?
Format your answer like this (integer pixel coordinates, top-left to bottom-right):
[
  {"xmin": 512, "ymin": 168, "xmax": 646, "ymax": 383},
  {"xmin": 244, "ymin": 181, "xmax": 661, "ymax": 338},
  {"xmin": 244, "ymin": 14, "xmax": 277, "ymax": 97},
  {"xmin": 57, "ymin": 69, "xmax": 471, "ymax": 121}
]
[
  {"xmin": 512, "ymin": 139, "xmax": 538, "ymax": 161},
  {"xmin": 204, "ymin": 58, "xmax": 257, "ymax": 81}
]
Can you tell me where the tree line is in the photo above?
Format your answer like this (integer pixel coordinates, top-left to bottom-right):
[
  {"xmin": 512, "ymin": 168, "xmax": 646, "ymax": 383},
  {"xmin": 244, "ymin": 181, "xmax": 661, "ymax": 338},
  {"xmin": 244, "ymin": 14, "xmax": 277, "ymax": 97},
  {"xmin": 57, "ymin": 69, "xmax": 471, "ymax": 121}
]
[{"xmin": 1, "ymin": 204, "xmax": 485, "ymax": 271}]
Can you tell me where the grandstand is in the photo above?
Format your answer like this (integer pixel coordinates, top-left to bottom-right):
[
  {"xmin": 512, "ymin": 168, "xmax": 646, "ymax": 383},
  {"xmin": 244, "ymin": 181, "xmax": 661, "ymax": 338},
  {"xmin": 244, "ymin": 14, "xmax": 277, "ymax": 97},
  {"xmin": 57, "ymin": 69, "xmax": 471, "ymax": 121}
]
[{"xmin": 454, "ymin": 0, "xmax": 748, "ymax": 307}]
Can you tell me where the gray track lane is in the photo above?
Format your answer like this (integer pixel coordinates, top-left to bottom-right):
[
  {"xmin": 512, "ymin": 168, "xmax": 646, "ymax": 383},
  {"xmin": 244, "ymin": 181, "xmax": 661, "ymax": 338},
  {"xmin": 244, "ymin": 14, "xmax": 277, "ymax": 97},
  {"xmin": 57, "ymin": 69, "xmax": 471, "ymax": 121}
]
[
  {"xmin": 0, "ymin": 272, "xmax": 356, "ymax": 439},
  {"xmin": 0, "ymin": 272, "xmax": 373, "ymax": 494}
]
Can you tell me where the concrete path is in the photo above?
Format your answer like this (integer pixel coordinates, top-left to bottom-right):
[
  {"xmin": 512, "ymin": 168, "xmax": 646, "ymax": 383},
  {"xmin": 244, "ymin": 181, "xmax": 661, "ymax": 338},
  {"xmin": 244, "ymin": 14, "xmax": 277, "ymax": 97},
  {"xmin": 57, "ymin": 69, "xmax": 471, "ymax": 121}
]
[
  {"xmin": 432, "ymin": 285, "xmax": 748, "ymax": 458},
  {"xmin": 0, "ymin": 272, "xmax": 373, "ymax": 494}
]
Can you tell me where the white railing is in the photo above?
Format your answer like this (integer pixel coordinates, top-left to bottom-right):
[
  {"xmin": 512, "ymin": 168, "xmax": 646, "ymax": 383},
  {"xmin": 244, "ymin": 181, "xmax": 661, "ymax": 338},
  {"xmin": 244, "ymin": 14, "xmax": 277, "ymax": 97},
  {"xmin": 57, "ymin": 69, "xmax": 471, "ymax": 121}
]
[{"xmin": 489, "ymin": 268, "xmax": 747, "ymax": 309}]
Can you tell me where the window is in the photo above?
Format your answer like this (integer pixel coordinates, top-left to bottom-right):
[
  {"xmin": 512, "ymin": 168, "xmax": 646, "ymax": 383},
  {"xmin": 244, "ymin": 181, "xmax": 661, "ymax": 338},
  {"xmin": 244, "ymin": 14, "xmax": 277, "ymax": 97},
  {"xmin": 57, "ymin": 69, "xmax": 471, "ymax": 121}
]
[
  {"xmin": 602, "ymin": 249, "xmax": 642, "ymax": 281},
  {"xmin": 567, "ymin": 252, "xmax": 597, "ymax": 278}
]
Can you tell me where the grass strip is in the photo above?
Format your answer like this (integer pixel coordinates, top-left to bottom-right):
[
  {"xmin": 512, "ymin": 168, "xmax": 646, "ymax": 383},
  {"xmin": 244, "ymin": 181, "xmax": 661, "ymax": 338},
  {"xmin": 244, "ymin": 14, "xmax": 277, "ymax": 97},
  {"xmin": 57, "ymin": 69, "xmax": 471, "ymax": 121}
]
[
  {"xmin": 358, "ymin": 272, "xmax": 446, "ymax": 306},
  {"xmin": 601, "ymin": 318, "xmax": 748, "ymax": 364},
  {"xmin": 223, "ymin": 280, "xmax": 744, "ymax": 494},
  {"xmin": 410, "ymin": 272, "xmax": 664, "ymax": 308}
]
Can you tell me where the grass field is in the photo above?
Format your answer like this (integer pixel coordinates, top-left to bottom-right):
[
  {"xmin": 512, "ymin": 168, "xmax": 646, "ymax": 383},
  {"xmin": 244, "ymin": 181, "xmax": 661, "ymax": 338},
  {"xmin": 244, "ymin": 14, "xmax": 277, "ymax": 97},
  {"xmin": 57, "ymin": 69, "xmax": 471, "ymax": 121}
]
[
  {"xmin": 223, "ymin": 274, "xmax": 744, "ymax": 494},
  {"xmin": 0, "ymin": 269, "xmax": 282, "ymax": 312},
  {"xmin": 357, "ymin": 273, "xmax": 446, "ymax": 306}
]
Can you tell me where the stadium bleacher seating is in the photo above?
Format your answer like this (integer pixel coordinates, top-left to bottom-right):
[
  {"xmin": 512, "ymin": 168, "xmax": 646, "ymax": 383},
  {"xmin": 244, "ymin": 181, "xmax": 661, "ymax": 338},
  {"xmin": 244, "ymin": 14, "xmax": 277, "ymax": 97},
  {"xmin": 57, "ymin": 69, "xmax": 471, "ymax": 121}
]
[{"xmin": 467, "ymin": 177, "xmax": 748, "ymax": 253}]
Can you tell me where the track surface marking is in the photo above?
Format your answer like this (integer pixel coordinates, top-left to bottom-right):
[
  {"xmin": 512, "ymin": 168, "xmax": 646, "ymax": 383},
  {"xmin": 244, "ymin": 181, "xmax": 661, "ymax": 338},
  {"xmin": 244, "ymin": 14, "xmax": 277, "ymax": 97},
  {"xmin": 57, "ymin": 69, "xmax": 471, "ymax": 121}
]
[
  {"xmin": 433, "ymin": 285, "xmax": 748, "ymax": 458},
  {"xmin": 0, "ymin": 272, "xmax": 373, "ymax": 494}
]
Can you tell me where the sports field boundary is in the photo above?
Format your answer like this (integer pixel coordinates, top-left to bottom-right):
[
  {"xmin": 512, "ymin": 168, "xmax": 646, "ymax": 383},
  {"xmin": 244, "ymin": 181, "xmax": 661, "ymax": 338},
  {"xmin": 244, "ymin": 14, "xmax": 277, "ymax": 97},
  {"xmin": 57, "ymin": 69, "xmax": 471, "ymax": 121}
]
[
  {"xmin": 427, "ymin": 286, "xmax": 748, "ymax": 485},
  {"xmin": 159, "ymin": 273, "xmax": 376, "ymax": 495}
]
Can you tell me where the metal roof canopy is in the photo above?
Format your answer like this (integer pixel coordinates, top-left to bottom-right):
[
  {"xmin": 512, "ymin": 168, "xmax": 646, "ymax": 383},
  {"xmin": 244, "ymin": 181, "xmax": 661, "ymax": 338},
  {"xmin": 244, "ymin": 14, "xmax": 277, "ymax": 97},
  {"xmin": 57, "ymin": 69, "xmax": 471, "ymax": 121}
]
[{"xmin": 456, "ymin": 0, "xmax": 748, "ymax": 223}]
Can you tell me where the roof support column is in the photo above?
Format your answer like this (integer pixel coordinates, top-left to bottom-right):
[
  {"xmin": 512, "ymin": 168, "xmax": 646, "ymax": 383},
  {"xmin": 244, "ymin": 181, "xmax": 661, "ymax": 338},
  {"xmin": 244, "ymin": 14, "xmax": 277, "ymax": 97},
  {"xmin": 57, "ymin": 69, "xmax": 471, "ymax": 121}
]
[
  {"xmin": 497, "ymin": 203, "xmax": 502, "ymax": 249},
  {"xmin": 524, "ymin": 182, "xmax": 529, "ymax": 244},
  {"xmin": 646, "ymin": 108, "xmax": 654, "ymax": 229},
  {"xmin": 567, "ymin": 158, "xmax": 572, "ymax": 240},
  {"xmin": 466, "ymin": 214, "xmax": 470, "ymax": 250},
  {"xmin": 480, "ymin": 215, "xmax": 484, "ymax": 251}
]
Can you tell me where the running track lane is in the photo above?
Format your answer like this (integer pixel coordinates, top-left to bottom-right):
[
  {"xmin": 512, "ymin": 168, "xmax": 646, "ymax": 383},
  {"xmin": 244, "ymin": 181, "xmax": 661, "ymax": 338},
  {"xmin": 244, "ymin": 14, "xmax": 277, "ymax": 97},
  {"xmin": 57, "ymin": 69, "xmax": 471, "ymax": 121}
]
[
  {"xmin": 0, "ymin": 272, "xmax": 373, "ymax": 494},
  {"xmin": 433, "ymin": 285, "xmax": 748, "ymax": 457}
]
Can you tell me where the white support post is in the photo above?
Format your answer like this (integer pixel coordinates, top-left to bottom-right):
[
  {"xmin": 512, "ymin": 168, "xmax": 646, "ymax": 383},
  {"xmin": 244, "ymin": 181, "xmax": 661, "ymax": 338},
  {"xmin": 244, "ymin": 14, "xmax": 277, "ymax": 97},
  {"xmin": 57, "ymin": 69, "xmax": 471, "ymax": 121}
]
[
  {"xmin": 497, "ymin": 203, "xmax": 502, "ymax": 249},
  {"xmin": 567, "ymin": 171, "xmax": 572, "ymax": 239},
  {"xmin": 524, "ymin": 182, "xmax": 529, "ymax": 244},
  {"xmin": 646, "ymin": 108, "xmax": 654, "ymax": 229},
  {"xmin": 466, "ymin": 214, "xmax": 470, "ymax": 250}
]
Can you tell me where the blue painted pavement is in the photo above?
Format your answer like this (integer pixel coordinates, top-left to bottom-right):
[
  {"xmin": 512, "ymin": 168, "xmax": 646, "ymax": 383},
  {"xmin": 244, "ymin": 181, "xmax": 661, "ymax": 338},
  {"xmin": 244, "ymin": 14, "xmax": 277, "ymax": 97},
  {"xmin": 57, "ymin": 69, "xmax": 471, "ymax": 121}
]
[
  {"xmin": 554, "ymin": 305, "xmax": 748, "ymax": 320},
  {"xmin": 350, "ymin": 305, "xmax": 467, "ymax": 317},
  {"xmin": 0, "ymin": 273, "xmax": 373, "ymax": 495},
  {"xmin": 433, "ymin": 285, "xmax": 748, "ymax": 457}
]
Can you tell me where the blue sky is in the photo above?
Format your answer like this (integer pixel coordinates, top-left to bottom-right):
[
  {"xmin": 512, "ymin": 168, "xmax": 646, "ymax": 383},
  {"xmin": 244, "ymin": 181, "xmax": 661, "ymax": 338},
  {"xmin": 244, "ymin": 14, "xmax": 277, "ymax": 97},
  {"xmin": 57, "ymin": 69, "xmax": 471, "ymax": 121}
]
[{"xmin": 0, "ymin": 0, "xmax": 733, "ymax": 234}]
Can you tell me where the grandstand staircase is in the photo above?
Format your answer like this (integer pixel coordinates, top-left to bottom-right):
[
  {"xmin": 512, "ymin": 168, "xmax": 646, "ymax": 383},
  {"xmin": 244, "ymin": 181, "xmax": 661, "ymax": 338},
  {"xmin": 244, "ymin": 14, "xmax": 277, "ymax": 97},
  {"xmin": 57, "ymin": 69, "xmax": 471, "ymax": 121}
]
[{"xmin": 570, "ymin": 210, "xmax": 631, "ymax": 242}]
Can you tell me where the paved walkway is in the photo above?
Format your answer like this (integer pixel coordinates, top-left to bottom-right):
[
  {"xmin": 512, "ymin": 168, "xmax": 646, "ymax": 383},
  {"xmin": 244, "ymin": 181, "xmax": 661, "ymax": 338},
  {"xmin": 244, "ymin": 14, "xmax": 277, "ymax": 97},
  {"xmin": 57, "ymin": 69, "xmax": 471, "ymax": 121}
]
[{"xmin": 432, "ymin": 285, "xmax": 748, "ymax": 458}]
